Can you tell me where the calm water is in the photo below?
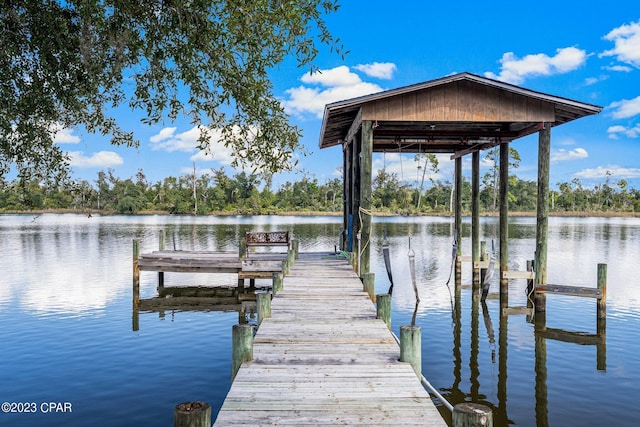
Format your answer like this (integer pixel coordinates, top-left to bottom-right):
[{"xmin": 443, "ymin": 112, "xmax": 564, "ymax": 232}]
[{"xmin": 1, "ymin": 214, "xmax": 639, "ymax": 426}]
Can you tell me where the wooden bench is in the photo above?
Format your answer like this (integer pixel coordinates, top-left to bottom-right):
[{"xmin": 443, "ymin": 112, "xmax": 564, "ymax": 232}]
[{"xmin": 244, "ymin": 231, "xmax": 290, "ymax": 258}]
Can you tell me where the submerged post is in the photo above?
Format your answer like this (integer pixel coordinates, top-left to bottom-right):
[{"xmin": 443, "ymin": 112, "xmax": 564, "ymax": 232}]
[
  {"xmin": 133, "ymin": 240, "xmax": 140, "ymax": 308},
  {"xmin": 376, "ymin": 293, "xmax": 391, "ymax": 329},
  {"xmin": 174, "ymin": 401, "xmax": 211, "ymax": 427},
  {"xmin": 232, "ymin": 324, "xmax": 254, "ymax": 381},
  {"xmin": 453, "ymin": 402, "xmax": 493, "ymax": 427},
  {"xmin": 400, "ymin": 325, "xmax": 422, "ymax": 378},
  {"xmin": 597, "ymin": 263, "xmax": 607, "ymax": 320},
  {"xmin": 158, "ymin": 230, "xmax": 165, "ymax": 288}
]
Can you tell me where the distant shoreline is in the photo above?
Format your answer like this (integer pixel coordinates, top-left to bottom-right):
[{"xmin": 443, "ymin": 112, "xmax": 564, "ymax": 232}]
[{"xmin": 2, "ymin": 209, "xmax": 639, "ymax": 218}]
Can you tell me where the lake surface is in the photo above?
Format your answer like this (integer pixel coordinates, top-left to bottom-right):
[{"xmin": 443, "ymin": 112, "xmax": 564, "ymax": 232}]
[{"xmin": 1, "ymin": 213, "xmax": 639, "ymax": 426}]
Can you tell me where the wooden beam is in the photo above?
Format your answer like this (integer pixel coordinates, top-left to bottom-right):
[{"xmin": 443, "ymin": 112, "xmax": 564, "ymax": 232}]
[
  {"xmin": 345, "ymin": 107, "xmax": 363, "ymax": 145},
  {"xmin": 535, "ymin": 284, "xmax": 602, "ymax": 299},
  {"xmin": 359, "ymin": 120, "xmax": 373, "ymax": 274}
]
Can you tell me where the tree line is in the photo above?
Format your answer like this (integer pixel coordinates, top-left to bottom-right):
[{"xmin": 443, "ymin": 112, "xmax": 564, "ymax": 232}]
[{"xmin": 1, "ymin": 165, "xmax": 638, "ymax": 215}]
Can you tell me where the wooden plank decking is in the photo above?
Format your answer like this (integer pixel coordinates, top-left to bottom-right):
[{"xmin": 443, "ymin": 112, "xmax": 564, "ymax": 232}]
[{"xmin": 213, "ymin": 254, "xmax": 447, "ymax": 426}]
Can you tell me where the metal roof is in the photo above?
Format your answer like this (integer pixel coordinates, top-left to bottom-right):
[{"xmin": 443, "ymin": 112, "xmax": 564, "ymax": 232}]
[{"xmin": 318, "ymin": 72, "xmax": 602, "ymax": 154}]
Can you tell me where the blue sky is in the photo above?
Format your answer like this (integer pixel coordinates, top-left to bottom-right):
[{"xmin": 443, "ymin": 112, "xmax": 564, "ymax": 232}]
[{"xmin": 56, "ymin": 1, "xmax": 640, "ymax": 191}]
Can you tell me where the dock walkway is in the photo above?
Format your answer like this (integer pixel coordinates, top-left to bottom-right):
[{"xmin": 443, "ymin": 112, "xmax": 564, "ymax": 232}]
[{"xmin": 213, "ymin": 253, "xmax": 446, "ymax": 426}]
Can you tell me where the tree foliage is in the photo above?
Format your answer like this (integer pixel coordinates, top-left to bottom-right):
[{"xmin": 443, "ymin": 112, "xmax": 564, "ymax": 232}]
[{"xmin": 1, "ymin": 0, "xmax": 345, "ymax": 181}]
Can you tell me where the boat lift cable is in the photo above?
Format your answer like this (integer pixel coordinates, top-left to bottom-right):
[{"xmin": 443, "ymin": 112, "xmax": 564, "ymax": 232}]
[
  {"xmin": 382, "ymin": 229, "xmax": 394, "ymax": 295},
  {"xmin": 444, "ymin": 228, "xmax": 458, "ymax": 289},
  {"xmin": 480, "ymin": 239, "xmax": 497, "ymax": 302},
  {"xmin": 390, "ymin": 331, "xmax": 454, "ymax": 413},
  {"xmin": 408, "ymin": 236, "xmax": 420, "ymax": 327}
]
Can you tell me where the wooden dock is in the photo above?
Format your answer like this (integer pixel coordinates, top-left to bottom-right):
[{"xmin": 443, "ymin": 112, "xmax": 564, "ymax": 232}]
[{"xmin": 213, "ymin": 253, "xmax": 447, "ymax": 426}]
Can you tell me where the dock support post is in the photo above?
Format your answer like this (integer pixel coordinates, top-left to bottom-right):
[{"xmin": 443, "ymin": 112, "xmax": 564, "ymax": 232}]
[
  {"xmin": 281, "ymin": 259, "xmax": 289, "ymax": 276},
  {"xmin": 479, "ymin": 240, "xmax": 487, "ymax": 295},
  {"xmin": 376, "ymin": 294, "xmax": 391, "ymax": 330},
  {"xmin": 359, "ymin": 120, "xmax": 373, "ymax": 274},
  {"xmin": 400, "ymin": 325, "xmax": 421, "ymax": 378},
  {"xmin": 292, "ymin": 239, "xmax": 299, "ymax": 260},
  {"xmin": 287, "ymin": 247, "xmax": 295, "ymax": 267},
  {"xmin": 272, "ymin": 272, "xmax": 283, "ymax": 295},
  {"xmin": 597, "ymin": 263, "xmax": 607, "ymax": 321},
  {"xmin": 232, "ymin": 324, "xmax": 254, "ymax": 381},
  {"xmin": 535, "ymin": 123, "xmax": 551, "ymax": 313},
  {"xmin": 362, "ymin": 272, "xmax": 375, "ymax": 302},
  {"xmin": 158, "ymin": 230, "xmax": 165, "ymax": 288},
  {"xmin": 472, "ymin": 151, "xmax": 480, "ymax": 288},
  {"xmin": 174, "ymin": 401, "xmax": 211, "ymax": 427},
  {"xmin": 499, "ymin": 141, "xmax": 509, "ymax": 308},
  {"xmin": 257, "ymin": 293, "xmax": 271, "ymax": 326},
  {"xmin": 453, "ymin": 402, "xmax": 493, "ymax": 427},
  {"xmin": 133, "ymin": 240, "xmax": 140, "ymax": 308},
  {"xmin": 455, "ymin": 156, "xmax": 463, "ymax": 291}
]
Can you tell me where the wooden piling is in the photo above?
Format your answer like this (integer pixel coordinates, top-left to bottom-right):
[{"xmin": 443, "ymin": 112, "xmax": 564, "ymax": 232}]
[
  {"xmin": 400, "ymin": 325, "xmax": 422, "ymax": 378},
  {"xmin": 360, "ymin": 120, "xmax": 373, "ymax": 274},
  {"xmin": 455, "ymin": 156, "xmax": 463, "ymax": 292},
  {"xmin": 292, "ymin": 239, "xmax": 299, "ymax": 259},
  {"xmin": 158, "ymin": 230, "xmax": 165, "ymax": 288},
  {"xmin": 499, "ymin": 141, "xmax": 509, "ymax": 307},
  {"xmin": 480, "ymin": 240, "xmax": 487, "ymax": 285},
  {"xmin": 281, "ymin": 259, "xmax": 289, "ymax": 276},
  {"xmin": 257, "ymin": 293, "xmax": 271, "ymax": 326},
  {"xmin": 133, "ymin": 240, "xmax": 140, "ymax": 308},
  {"xmin": 453, "ymin": 402, "xmax": 493, "ymax": 427},
  {"xmin": 287, "ymin": 247, "xmax": 295, "ymax": 267},
  {"xmin": 174, "ymin": 401, "xmax": 211, "ymax": 427},
  {"xmin": 362, "ymin": 272, "xmax": 375, "ymax": 302},
  {"xmin": 472, "ymin": 151, "xmax": 480, "ymax": 288},
  {"xmin": 535, "ymin": 123, "xmax": 551, "ymax": 286},
  {"xmin": 597, "ymin": 263, "xmax": 607, "ymax": 320},
  {"xmin": 232, "ymin": 324, "xmax": 254, "ymax": 381},
  {"xmin": 376, "ymin": 294, "xmax": 391, "ymax": 330},
  {"xmin": 272, "ymin": 272, "xmax": 283, "ymax": 295}
]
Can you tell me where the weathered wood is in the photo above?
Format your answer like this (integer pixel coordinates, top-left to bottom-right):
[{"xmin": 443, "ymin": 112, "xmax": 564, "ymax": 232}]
[
  {"xmin": 174, "ymin": 401, "xmax": 211, "ymax": 427},
  {"xmin": 133, "ymin": 240, "xmax": 140, "ymax": 308},
  {"xmin": 499, "ymin": 141, "xmax": 509, "ymax": 305},
  {"xmin": 272, "ymin": 272, "xmax": 283, "ymax": 295},
  {"xmin": 597, "ymin": 263, "xmax": 607, "ymax": 320},
  {"xmin": 360, "ymin": 120, "xmax": 373, "ymax": 274},
  {"xmin": 400, "ymin": 325, "xmax": 421, "ymax": 378},
  {"xmin": 361, "ymin": 271, "xmax": 375, "ymax": 302},
  {"xmin": 502, "ymin": 270, "xmax": 535, "ymax": 280},
  {"xmin": 535, "ymin": 284, "xmax": 602, "ymax": 299},
  {"xmin": 453, "ymin": 402, "xmax": 493, "ymax": 427},
  {"xmin": 232, "ymin": 324, "xmax": 254, "ymax": 381},
  {"xmin": 535, "ymin": 123, "xmax": 551, "ymax": 294},
  {"xmin": 291, "ymin": 239, "xmax": 299, "ymax": 260},
  {"xmin": 376, "ymin": 294, "xmax": 391, "ymax": 330},
  {"xmin": 257, "ymin": 293, "xmax": 271, "ymax": 326},
  {"xmin": 455, "ymin": 156, "xmax": 463, "ymax": 291},
  {"xmin": 214, "ymin": 257, "xmax": 446, "ymax": 426},
  {"xmin": 472, "ymin": 151, "xmax": 480, "ymax": 288}
]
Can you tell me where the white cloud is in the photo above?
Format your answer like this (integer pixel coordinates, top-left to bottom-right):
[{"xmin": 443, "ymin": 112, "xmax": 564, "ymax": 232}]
[
  {"xmin": 190, "ymin": 142, "xmax": 234, "ymax": 166},
  {"xmin": 600, "ymin": 20, "xmax": 640, "ymax": 68},
  {"xmin": 283, "ymin": 65, "xmax": 385, "ymax": 119},
  {"xmin": 574, "ymin": 165, "xmax": 640, "ymax": 180},
  {"xmin": 68, "ymin": 151, "xmax": 123, "ymax": 168},
  {"xmin": 149, "ymin": 126, "xmax": 211, "ymax": 152},
  {"xmin": 354, "ymin": 62, "xmax": 397, "ymax": 79},
  {"xmin": 149, "ymin": 126, "xmax": 177, "ymax": 143},
  {"xmin": 51, "ymin": 123, "xmax": 81, "ymax": 144},
  {"xmin": 607, "ymin": 124, "xmax": 640, "ymax": 139},
  {"xmin": 484, "ymin": 47, "xmax": 587, "ymax": 84},
  {"xmin": 607, "ymin": 95, "xmax": 640, "ymax": 119},
  {"xmin": 603, "ymin": 64, "xmax": 633, "ymax": 72},
  {"xmin": 551, "ymin": 147, "xmax": 589, "ymax": 162}
]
